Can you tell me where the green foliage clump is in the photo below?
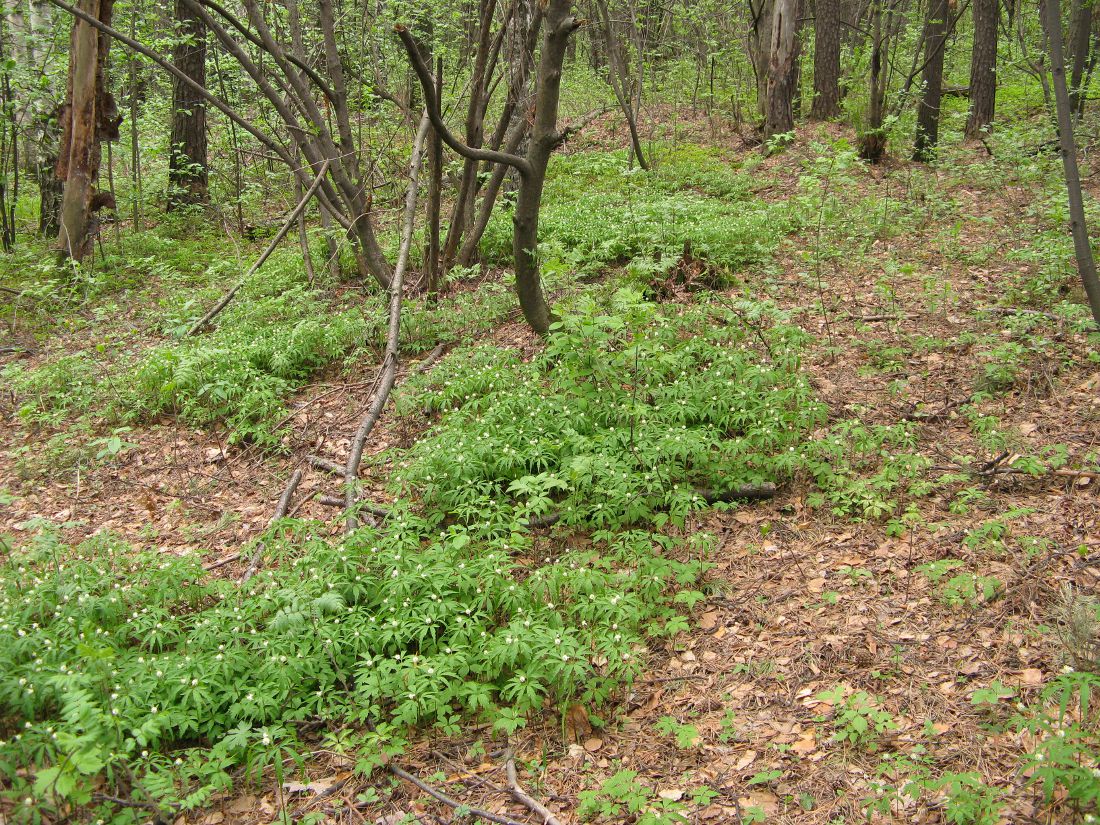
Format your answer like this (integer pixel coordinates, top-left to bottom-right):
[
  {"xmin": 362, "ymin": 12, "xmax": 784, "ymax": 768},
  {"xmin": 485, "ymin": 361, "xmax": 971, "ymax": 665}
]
[
  {"xmin": 397, "ymin": 290, "xmax": 824, "ymax": 530},
  {"xmin": 480, "ymin": 149, "xmax": 791, "ymax": 279},
  {"xmin": 3, "ymin": 353, "xmax": 103, "ymax": 426},
  {"xmin": 577, "ymin": 769, "xmax": 690, "ymax": 823},
  {"xmin": 1015, "ymin": 671, "xmax": 1100, "ymax": 819},
  {"xmin": 124, "ymin": 260, "xmax": 368, "ymax": 446},
  {"xmin": 0, "ymin": 506, "xmax": 707, "ymax": 818},
  {"xmin": 803, "ymin": 420, "xmax": 930, "ymax": 519}
]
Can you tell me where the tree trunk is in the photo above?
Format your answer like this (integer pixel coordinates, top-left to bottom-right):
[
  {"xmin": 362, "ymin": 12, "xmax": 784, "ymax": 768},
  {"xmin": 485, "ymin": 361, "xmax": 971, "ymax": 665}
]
[
  {"xmin": 426, "ymin": 56, "xmax": 443, "ymax": 292},
  {"xmin": 748, "ymin": 0, "xmax": 776, "ymax": 120},
  {"xmin": 965, "ymin": 0, "xmax": 999, "ymax": 136},
  {"xmin": 57, "ymin": 0, "xmax": 118, "ymax": 262},
  {"xmin": 1042, "ymin": 0, "xmax": 1100, "ymax": 328},
  {"xmin": 1068, "ymin": 0, "xmax": 1092, "ymax": 113},
  {"xmin": 167, "ymin": 0, "xmax": 208, "ymax": 210},
  {"xmin": 913, "ymin": 0, "xmax": 949, "ymax": 161},
  {"xmin": 596, "ymin": 0, "xmax": 648, "ymax": 168},
  {"xmin": 763, "ymin": 0, "xmax": 799, "ymax": 138},
  {"xmin": 510, "ymin": 0, "xmax": 577, "ymax": 333},
  {"xmin": 812, "ymin": 0, "xmax": 842, "ymax": 117},
  {"xmin": 859, "ymin": 0, "xmax": 889, "ymax": 160},
  {"xmin": 24, "ymin": 0, "xmax": 63, "ymax": 236},
  {"xmin": 440, "ymin": 0, "xmax": 499, "ymax": 273}
]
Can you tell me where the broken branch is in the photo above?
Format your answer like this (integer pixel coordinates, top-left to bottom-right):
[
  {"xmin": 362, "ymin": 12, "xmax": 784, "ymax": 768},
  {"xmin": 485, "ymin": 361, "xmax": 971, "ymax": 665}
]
[
  {"xmin": 240, "ymin": 469, "xmax": 302, "ymax": 583},
  {"xmin": 189, "ymin": 159, "xmax": 331, "ymax": 335}
]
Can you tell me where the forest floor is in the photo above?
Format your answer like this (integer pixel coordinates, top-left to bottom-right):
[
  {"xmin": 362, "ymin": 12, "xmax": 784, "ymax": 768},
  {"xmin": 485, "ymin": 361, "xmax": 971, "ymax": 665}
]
[{"xmin": 3, "ymin": 118, "xmax": 1100, "ymax": 824}]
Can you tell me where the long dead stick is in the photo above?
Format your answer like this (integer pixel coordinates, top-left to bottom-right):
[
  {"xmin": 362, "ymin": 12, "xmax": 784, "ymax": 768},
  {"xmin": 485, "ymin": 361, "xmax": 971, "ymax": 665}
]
[
  {"xmin": 344, "ymin": 115, "xmax": 430, "ymax": 533},
  {"xmin": 188, "ymin": 159, "xmax": 331, "ymax": 336},
  {"xmin": 240, "ymin": 469, "xmax": 302, "ymax": 583},
  {"xmin": 388, "ymin": 765, "xmax": 527, "ymax": 825}
]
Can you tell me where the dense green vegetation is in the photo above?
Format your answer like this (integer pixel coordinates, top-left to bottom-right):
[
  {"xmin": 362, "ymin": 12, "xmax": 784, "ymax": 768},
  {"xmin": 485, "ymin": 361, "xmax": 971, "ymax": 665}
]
[{"xmin": 3, "ymin": 0, "xmax": 1100, "ymax": 822}]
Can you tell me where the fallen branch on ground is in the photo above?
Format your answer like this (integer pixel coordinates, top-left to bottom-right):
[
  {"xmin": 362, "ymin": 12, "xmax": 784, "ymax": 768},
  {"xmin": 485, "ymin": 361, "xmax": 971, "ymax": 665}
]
[
  {"xmin": 307, "ymin": 454, "xmax": 344, "ymax": 475},
  {"xmin": 389, "ymin": 765, "xmax": 528, "ymax": 825},
  {"xmin": 240, "ymin": 469, "xmax": 302, "ymax": 583},
  {"xmin": 527, "ymin": 482, "xmax": 777, "ymax": 530},
  {"xmin": 318, "ymin": 495, "xmax": 391, "ymax": 519},
  {"xmin": 345, "ymin": 115, "xmax": 430, "ymax": 534},
  {"xmin": 505, "ymin": 752, "xmax": 562, "ymax": 825},
  {"xmin": 415, "ymin": 342, "xmax": 447, "ymax": 374}
]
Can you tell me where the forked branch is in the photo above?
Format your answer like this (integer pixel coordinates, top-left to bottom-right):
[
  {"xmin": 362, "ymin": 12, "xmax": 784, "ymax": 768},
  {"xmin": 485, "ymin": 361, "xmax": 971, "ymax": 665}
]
[{"xmin": 394, "ymin": 26, "xmax": 533, "ymax": 178}]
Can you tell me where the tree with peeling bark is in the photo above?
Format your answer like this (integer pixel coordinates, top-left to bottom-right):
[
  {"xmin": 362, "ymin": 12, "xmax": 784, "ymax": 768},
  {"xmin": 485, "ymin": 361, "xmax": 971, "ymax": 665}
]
[
  {"xmin": 763, "ymin": 0, "xmax": 800, "ymax": 139},
  {"xmin": 56, "ymin": 0, "xmax": 119, "ymax": 263}
]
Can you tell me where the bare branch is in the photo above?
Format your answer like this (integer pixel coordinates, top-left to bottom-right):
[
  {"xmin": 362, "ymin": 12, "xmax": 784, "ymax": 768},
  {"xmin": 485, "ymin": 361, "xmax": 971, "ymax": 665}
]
[{"xmin": 394, "ymin": 25, "xmax": 532, "ymax": 178}]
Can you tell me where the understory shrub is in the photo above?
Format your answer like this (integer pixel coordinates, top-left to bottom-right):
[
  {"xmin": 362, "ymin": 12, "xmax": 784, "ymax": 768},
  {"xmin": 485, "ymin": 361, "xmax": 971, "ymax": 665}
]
[
  {"xmin": 396, "ymin": 289, "xmax": 825, "ymax": 529},
  {"xmin": 480, "ymin": 149, "xmax": 792, "ymax": 279},
  {"xmin": 0, "ymin": 511, "xmax": 707, "ymax": 820}
]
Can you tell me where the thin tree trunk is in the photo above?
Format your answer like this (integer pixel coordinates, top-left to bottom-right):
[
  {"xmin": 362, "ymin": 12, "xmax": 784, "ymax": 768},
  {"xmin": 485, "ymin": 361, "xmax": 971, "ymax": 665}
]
[
  {"xmin": 965, "ymin": 0, "xmax": 999, "ymax": 136},
  {"xmin": 440, "ymin": 0, "xmax": 499, "ymax": 274},
  {"xmin": 127, "ymin": 0, "xmax": 141, "ymax": 231},
  {"xmin": 1068, "ymin": 0, "xmax": 1092, "ymax": 113},
  {"xmin": 596, "ymin": 0, "xmax": 648, "ymax": 168},
  {"xmin": 426, "ymin": 57, "xmax": 443, "ymax": 292},
  {"xmin": 913, "ymin": 0, "xmax": 949, "ymax": 161},
  {"xmin": 398, "ymin": 0, "xmax": 579, "ymax": 335},
  {"xmin": 1042, "ymin": 0, "xmax": 1100, "ymax": 328},
  {"xmin": 167, "ymin": 0, "xmax": 207, "ymax": 209},
  {"xmin": 1078, "ymin": 24, "xmax": 1100, "ymax": 117},
  {"xmin": 860, "ymin": 0, "xmax": 889, "ymax": 160},
  {"xmin": 812, "ymin": 0, "xmax": 842, "ymax": 117}
]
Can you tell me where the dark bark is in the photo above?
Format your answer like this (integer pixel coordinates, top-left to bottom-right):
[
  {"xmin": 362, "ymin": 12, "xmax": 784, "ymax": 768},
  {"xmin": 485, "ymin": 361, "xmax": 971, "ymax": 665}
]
[
  {"xmin": 456, "ymin": 3, "xmax": 543, "ymax": 268},
  {"xmin": 426, "ymin": 56, "xmax": 443, "ymax": 292},
  {"xmin": 812, "ymin": 0, "xmax": 842, "ymax": 117},
  {"xmin": 167, "ymin": 0, "xmax": 208, "ymax": 210},
  {"xmin": 1042, "ymin": 0, "xmax": 1100, "ymax": 328},
  {"xmin": 38, "ymin": 113, "xmax": 63, "ymax": 236},
  {"xmin": 913, "ymin": 0, "xmax": 949, "ymax": 161},
  {"xmin": 397, "ymin": 0, "xmax": 578, "ymax": 335},
  {"xmin": 965, "ymin": 0, "xmax": 999, "ymax": 136},
  {"xmin": 859, "ymin": 0, "xmax": 889, "ymax": 160},
  {"xmin": 1068, "ymin": 0, "xmax": 1092, "ymax": 113}
]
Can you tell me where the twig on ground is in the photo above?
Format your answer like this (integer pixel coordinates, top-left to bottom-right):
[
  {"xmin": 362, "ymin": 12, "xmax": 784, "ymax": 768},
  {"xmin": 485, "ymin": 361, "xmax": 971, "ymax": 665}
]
[
  {"xmin": 844, "ymin": 313, "xmax": 919, "ymax": 322},
  {"xmin": 505, "ymin": 752, "xmax": 562, "ymax": 825},
  {"xmin": 203, "ymin": 552, "xmax": 240, "ymax": 571},
  {"xmin": 240, "ymin": 469, "xmax": 303, "ymax": 583},
  {"xmin": 308, "ymin": 454, "xmax": 344, "ymax": 475},
  {"xmin": 904, "ymin": 398, "xmax": 965, "ymax": 422},
  {"xmin": 318, "ymin": 495, "xmax": 390, "ymax": 518},
  {"xmin": 389, "ymin": 765, "xmax": 528, "ymax": 825},
  {"xmin": 415, "ymin": 342, "xmax": 447, "ymax": 374}
]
